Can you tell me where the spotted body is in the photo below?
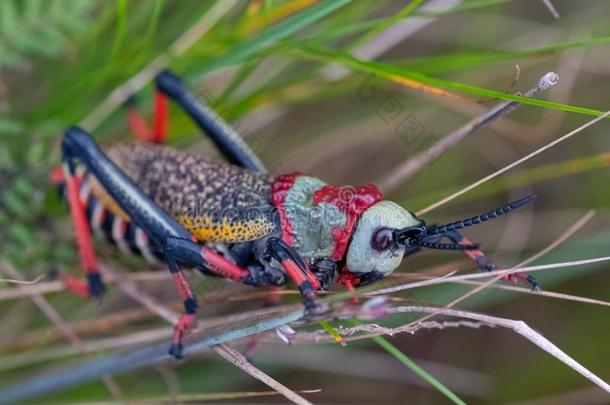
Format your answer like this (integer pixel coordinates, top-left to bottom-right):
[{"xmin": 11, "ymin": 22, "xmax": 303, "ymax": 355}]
[
  {"xmin": 71, "ymin": 141, "xmax": 409, "ymax": 279},
  {"xmin": 67, "ymin": 142, "xmax": 279, "ymax": 265}
]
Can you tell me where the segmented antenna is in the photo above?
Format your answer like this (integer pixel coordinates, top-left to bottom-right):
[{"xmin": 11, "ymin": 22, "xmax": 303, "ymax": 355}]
[
  {"xmin": 418, "ymin": 241, "xmax": 479, "ymax": 250},
  {"xmin": 427, "ymin": 195, "xmax": 537, "ymax": 235}
]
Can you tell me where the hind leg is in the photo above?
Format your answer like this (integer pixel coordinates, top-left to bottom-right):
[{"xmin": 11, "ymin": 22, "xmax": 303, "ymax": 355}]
[
  {"xmin": 62, "ymin": 127, "xmax": 253, "ymax": 358},
  {"xmin": 124, "ymin": 88, "xmax": 168, "ymax": 144},
  {"xmin": 155, "ymin": 69, "xmax": 266, "ymax": 172}
]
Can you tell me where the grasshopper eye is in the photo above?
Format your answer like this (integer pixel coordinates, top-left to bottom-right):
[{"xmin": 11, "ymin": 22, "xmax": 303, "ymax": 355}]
[{"xmin": 371, "ymin": 228, "xmax": 394, "ymax": 251}]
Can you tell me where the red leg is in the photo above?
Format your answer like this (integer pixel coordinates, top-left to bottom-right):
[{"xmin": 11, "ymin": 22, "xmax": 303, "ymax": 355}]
[
  {"xmin": 166, "ymin": 238, "xmax": 256, "ymax": 359},
  {"xmin": 153, "ymin": 91, "xmax": 168, "ymax": 144},
  {"xmin": 126, "ymin": 91, "xmax": 168, "ymax": 143},
  {"xmin": 266, "ymin": 238, "xmax": 320, "ymax": 314},
  {"xmin": 337, "ymin": 269, "xmax": 360, "ymax": 304},
  {"xmin": 452, "ymin": 234, "xmax": 540, "ymax": 290},
  {"xmin": 168, "ymin": 261, "xmax": 198, "ymax": 360},
  {"xmin": 62, "ymin": 164, "xmax": 104, "ymax": 297},
  {"xmin": 126, "ymin": 103, "xmax": 153, "ymax": 142}
]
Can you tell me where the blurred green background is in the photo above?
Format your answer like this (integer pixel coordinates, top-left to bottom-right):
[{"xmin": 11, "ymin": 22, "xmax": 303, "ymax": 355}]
[{"xmin": 0, "ymin": 0, "xmax": 609, "ymax": 403}]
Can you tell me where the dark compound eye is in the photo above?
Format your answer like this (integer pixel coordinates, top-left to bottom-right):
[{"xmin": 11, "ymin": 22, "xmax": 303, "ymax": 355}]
[{"xmin": 371, "ymin": 228, "xmax": 394, "ymax": 251}]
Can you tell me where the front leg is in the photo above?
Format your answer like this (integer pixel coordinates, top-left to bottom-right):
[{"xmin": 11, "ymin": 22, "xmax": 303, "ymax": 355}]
[
  {"xmin": 441, "ymin": 230, "xmax": 540, "ymax": 291},
  {"xmin": 311, "ymin": 258, "xmax": 337, "ymax": 291},
  {"xmin": 266, "ymin": 238, "xmax": 321, "ymax": 315}
]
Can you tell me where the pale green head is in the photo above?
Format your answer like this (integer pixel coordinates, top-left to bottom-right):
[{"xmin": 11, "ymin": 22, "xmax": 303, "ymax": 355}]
[{"xmin": 344, "ymin": 195, "xmax": 536, "ymax": 284}]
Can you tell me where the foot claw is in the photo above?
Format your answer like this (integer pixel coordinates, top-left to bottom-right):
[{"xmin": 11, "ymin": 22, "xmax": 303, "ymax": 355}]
[
  {"xmin": 476, "ymin": 256, "xmax": 497, "ymax": 272},
  {"xmin": 303, "ymin": 297, "xmax": 318, "ymax": 317},
  {"xmin": 87, "ymin": 273, "xmax": 105, "ymax": 298},
  {"xmin": 527, "ymin": 275, "xmax": 541, "ymax": 292},
  {"xmin": 168, "ymin": 343, "xmax": 184, "ymax": 360}
]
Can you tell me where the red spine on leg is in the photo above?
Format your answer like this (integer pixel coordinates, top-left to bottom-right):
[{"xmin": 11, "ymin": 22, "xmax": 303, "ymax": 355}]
[
  {"xmin": 172, "ymin": 313, "xmax": 196, "ymax": 345},
  {"xmin": 304, "ymin": 267, "xmax": 320, "ymax": 290},
  {"xmin": 127, "ymin": 108, "xmax": 153, "ymax": 142},
  {"xmin": 172, "ymin": 272, "xmax": 193, "ymax": 301},
  {"xmin": 66, "ymin": 174, "xmax": 99, "ymax": 275},
  {"xmin": 200, "ymin": 247, "xmax": 249, "ymax": 281},
  {"xmin": 281, "ymin": 259, "xmax": 308, "ymax": 287},
  {"xmin": 60, "ymin": 274, "xmax": 90, "ymax": 297},
  {"xmin": 280, "ymin": 258, "xmax": 320, "ymax": 290},
  {"xmin": 153, "ymin": 91, "xmax": 168, "ymax": 144}
]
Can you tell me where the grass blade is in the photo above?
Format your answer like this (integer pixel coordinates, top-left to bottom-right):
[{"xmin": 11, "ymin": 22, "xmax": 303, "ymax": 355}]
[
  {"xmin": 371, "ymin": 335, "xmax": 467, "ymax": 405},
  {"xmin": 288, "ymin": 46, "xmax": 607, "ymax": 117},
  {"xmin": 187, "ymin": 0, "xmax": 352, "ymax": 79}
]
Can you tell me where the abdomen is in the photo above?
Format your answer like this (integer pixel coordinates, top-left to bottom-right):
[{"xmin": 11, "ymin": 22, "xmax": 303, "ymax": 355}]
[{"xmin": 58, "ymin": 142, "xmax": 278, "ymax": 263}]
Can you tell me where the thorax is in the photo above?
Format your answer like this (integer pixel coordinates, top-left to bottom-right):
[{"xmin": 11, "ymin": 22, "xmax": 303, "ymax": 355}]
[{"xmin": 271, "ymin": 173, "xmax": 382, "ymax": 264}]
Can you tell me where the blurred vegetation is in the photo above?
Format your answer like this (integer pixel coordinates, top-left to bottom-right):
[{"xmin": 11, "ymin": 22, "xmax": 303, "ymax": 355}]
[{"xmin": 0, "ymin": 0, "xmax": 609, "ymax": 403}]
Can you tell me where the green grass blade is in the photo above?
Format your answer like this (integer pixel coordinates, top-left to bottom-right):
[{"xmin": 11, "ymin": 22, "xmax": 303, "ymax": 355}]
[
  {"xmin": 143, "ymin": 0, "xmax": 164, "ymax": 51},
  {"xmin": 347, "ymin": 0, "xmax": 426, "ymax": 51},
  {"xmin": 319, "ymin": 320, "xmax": 346, "ymax": 345},
  {"xmin": 186, "ymin": 0, "xmax": 351, "ymax": 79},
  {"xmin": 110, "ymin": 0, "xmax": 127, "ymax": 59},
  {"xmin": 371, "ymin": 335, "xmax": 467, "ymax": 405},
  {"xmin": 402, "ymin": 36, "xmax": 610, "ymax": 74},
  {"xmin": 288, "ymin": 46, "xmax": 607, "ymax": 117}
]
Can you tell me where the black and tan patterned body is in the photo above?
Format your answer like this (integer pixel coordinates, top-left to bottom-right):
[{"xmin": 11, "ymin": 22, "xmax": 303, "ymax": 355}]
[{"xmin": 77, "ymin": 143, "xmax": 279, "ymax": 263}]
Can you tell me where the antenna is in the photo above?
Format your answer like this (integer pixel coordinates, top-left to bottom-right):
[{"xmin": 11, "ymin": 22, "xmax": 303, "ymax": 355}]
[{"xmin": 427, "ymin": 195, "xmax": 537, "ymax": 236}]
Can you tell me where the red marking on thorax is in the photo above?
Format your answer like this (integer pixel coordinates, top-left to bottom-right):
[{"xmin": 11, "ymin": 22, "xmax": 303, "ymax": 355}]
[
  {"xmin": 271, "ymin": 173, "xmax": 303, "ymax": 246},
  {"xmin": 313, "ymin": 184, "xmax": 382, "ymax": 261},
  {"xmin": 271, "ymin": 174, "xmax": 382, "ymax": 262}
]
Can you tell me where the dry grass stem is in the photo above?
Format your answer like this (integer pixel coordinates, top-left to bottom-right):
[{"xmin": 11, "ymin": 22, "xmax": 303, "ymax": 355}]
[
  {"xmin": 417, "ymin": 110, "xmax": 610, "ymax": 216},
  {"xmin": 393, "ymin": 209, "xmax": 596, "ymax": 333},
  {"xmin": 0, "ymin": 262, "xmax": 124, "ymax": 399},
  {"xmin": 369, "ymin": 255, "xmax": 610, "ymax": 295},
  {"xmin": 388, "ymin": 306, "xmax": 610, "ymax": 394},
  {"xmin": 379, "ymin": 72, "xmax": 559, "ymax": 192},
  {"xmin": 215, "ymin": 343, "xmax": 314, "ymax": 405}
]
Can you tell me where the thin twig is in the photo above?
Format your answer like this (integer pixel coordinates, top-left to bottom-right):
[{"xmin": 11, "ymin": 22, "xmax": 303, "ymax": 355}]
[
  {"xmin": 379, "ymin": 72, "xmax": 559, "ymax": 193},
  {"xmin": 0, "ymin": 274, "xmax": 44, "ymax": 285},
  {"xmin": 398, "ymin": 210, "xmax": 596, "ymax": 332},
  {"xmin": 369, "ymin": 255, "xmax": 610, "ymax": 296},
  {"xmin": 417, "ymin": 110, "xmax": 610, "ymax": 215},
  {"xmin": 105, "ymin": 264, "xmax": 308, "ymax": 405},
  {"xmin": 215, "ymin": 344, "xmax": 314, "ymax": 405},
  {"xmin": 388, "ymin": 306, "xmax": 610, "ymax": 394},
  {"xmin": 0, "ymin": 269, "xmax": 171, "ymax": 302},
  {"xmin": 0, "ymin": 262, "xmax": 124, "ymax": 400},
  {"xmin": 541, "ymin": 0, "xmax": 560, "ymax": 19},
  {"xmin": 514, "ymin": 209, "xmax": 595, "ymax": 268},
  {"xmin": 291, "ymin": 306, "xmax": 610, "ymax": 393},
  {"xmin": 451, "ymin": 280, "xmax": 610, "ymax": 307},
  {"xmin": 102, "ymin": 265, "xmax": 179, "ymax": 324}
]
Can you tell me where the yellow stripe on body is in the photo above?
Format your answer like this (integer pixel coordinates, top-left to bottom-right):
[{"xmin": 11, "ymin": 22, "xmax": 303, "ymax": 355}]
[{"xmin": 178, "ymin": 214, "xmax": 274, "ymax": 243}]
